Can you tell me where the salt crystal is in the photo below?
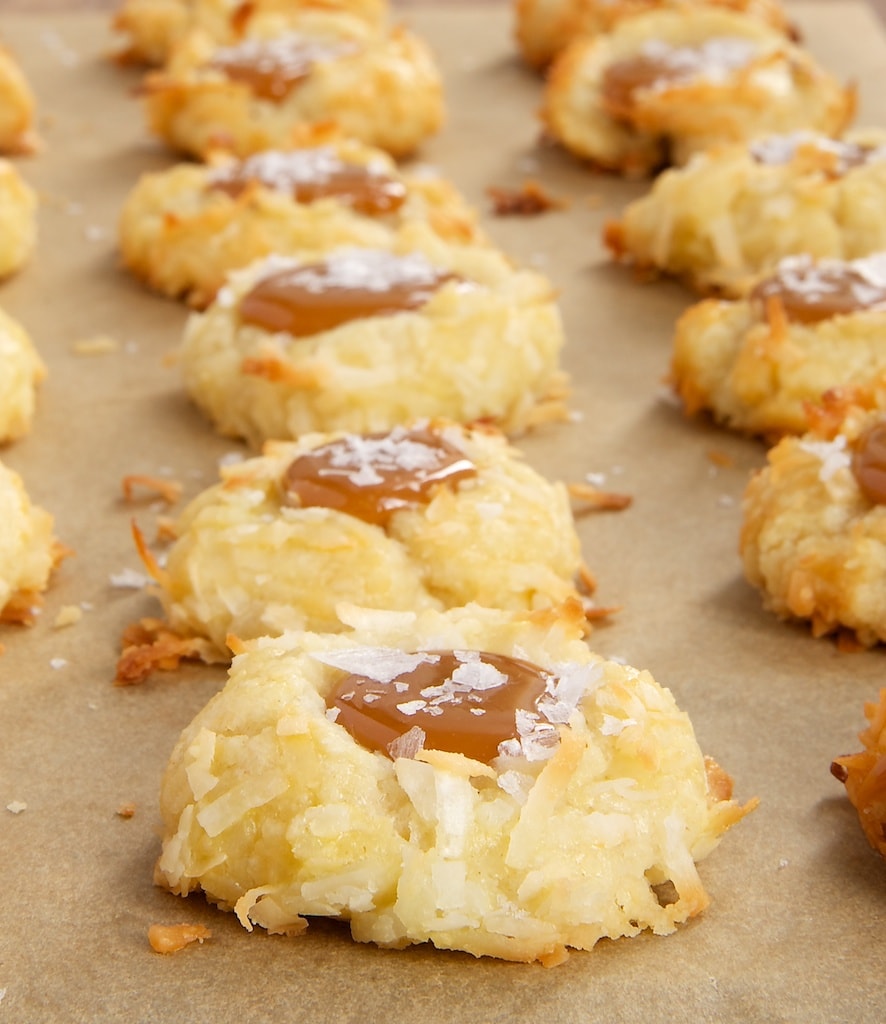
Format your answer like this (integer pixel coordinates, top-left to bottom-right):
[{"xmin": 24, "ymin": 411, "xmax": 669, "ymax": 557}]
[{"xmin": 109, "ymin": 568, "xmax": 152, "ymax": 589}]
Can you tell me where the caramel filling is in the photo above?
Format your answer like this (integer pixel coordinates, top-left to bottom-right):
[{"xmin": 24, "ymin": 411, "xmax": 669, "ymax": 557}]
[
  {"xmin": 239, "ymin": 250, "xmax": 457, "ymax": 336},
  {"xmin": 208, "ymin": 148, "xmax": 407, "ymax": 215},
  {"xmin": 282, "ymin": 426, "xmax": 477, "ymax": 526},
  {"xmin": 210, "ymin": 35, "xmax": 356, "ymax": 101},
  {"xmin": 601, "ymin": 36, "xmax": 757, "ymax": 115},
  {"xmin": 751, "ymin": 255, "xmax": 886, "ymax": 324},
  {"xmin": 852, "ymin": 421, "xmax": 886, "ymax": 505},
  {"xmin": 329, "ymin": 650, "xmax": 555, "ymax": 763}
]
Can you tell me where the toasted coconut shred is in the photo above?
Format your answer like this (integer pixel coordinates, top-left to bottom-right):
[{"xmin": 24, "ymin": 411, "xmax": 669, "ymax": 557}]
[{"xmin": 154, "ymin": 604, "xmax": 754, "ymax": 964}]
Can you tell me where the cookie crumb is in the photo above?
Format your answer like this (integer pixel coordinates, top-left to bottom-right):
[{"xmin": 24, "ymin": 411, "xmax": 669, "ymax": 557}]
[
  {"xmin": 148, "ymin": 923, "xmax": 212, "ymax": 954},
  {"xmin": 53, "ymin": 604, "xmax": 83, "ymax": 628},
  {"xmin": 487, "ymin": 179, "xmax": 567, "ymax": 216}
]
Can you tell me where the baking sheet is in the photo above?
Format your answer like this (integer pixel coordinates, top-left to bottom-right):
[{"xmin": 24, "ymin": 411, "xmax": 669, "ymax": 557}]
[{"xmin": 0, "ymin": 4, "xmax": 884, "ymax": 1022}]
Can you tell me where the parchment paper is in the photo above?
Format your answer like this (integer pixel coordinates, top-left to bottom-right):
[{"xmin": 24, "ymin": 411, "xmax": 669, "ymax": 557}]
[{"xmin": 0, "ymin": 5, "xmax": 884, "ymax": 1022}]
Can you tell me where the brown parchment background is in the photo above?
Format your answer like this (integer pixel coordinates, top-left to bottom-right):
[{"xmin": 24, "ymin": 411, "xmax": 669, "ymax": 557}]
[{"xmin": 0, "ymin": 4, "xmax": 884, "ymax": 1022}]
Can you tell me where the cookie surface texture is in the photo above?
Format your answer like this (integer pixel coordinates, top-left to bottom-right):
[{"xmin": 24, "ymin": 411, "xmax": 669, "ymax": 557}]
[{"xmin": 155, "ymin": 602, "xmax": 752, "ymax": 962}]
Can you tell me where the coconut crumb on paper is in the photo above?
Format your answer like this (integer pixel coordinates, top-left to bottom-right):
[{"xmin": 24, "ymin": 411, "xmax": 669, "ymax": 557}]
[
  {"xmin": 147, "ymin": 923, "xmax": 212, "ymax": 954},
  {"xmin": 53, "ymin": 604, "xmax": 83, "ymax": 628},
  {"xmin": 121, "ymin": 474, "xmax": 183, "ymax": 506},
  {"xmin": 568, "ymin": 480, "xmax": 632, "ymax": 513},
  {"xmin": 6, "ymin": 801, "xmax": 27, "ymax": 814},
  {"xmin": 487, "ymin": 179, "xmax": 568, "ymax": 216},
  {"xmin": 49, "ymin": 658, "xmax": 67, "ymax": 670},
  {"xmin": 72, "ymin": 335, "xmax": 119, "ymax": 356}
]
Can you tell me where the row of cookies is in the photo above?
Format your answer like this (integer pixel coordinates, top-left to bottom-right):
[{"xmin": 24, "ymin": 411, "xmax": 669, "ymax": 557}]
[
  {"xmin": 105, "ymin": 0, "xmax": 756, "ymax": 962},
  {"xmin": 0, "ymin": 45, "xmax": 67, "ymax": 638},
  {"xmin": 512, "ymin": 2, "xmax": 886, "ymax": 857}
]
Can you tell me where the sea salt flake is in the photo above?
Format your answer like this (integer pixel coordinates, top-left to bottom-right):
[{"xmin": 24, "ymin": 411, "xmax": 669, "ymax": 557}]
[
  {"xmin": 797, "ymin": 434, "xmax": 850, "ymax": 482},
  {"xmin": 109, "ymin": 567, "xmax": 152, "ymax": 589}
]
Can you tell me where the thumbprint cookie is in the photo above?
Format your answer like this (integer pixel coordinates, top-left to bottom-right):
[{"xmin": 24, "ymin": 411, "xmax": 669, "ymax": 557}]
[
  {"xmin": 605, "ymin": 130, "xmax": 886, "ymax": 295},
  {"xmin": 671, "ymin": 254, "xmax": 886, "ymax": 438},
  {"xmin": 831, "ymin": 689, "xmax": 886, "ymax": 860},
  {"xmin": 541, "ymin": 9, "xmax": 852, "ymax": 177},
  {"xmin": 143, "ymin": 14, "xmax": 443, "ymax": 159},
  {"xmin": 0, "ymin": 307, "xmax": 45, "ymax": 444},
  {"xmin": 0, "ymin": 459, "xmax": 65, "ymax": 628},
  {"xmin": 154, "ymin": 601, "xmax": 754, "ymax": 963},
  {"xmin": 119, "ymin": 134, "xmax": 481, "ymax": 307},
  {"xmin": 117, "ymin": 421, "xmax": 588, "ymax": 680},
  {"xmin": 741, "ymin": 384, "xmax": 886, "ymax": 645},
  {"xmin": 113, "ymin": 0, "xmax": 388, "ymax": 66},
  {"xmin": 179, "ymin": 227, "xmax": 568, "ymax": 447},
  {"xmin": 514, "ymin": 0, "xmax": 794, "ymax": 71}
]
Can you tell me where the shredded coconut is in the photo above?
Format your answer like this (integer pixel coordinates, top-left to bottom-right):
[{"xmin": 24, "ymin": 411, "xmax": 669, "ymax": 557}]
[{"xmin": 311, "ymin": 647, "xmax": 441, "ymax": 683}]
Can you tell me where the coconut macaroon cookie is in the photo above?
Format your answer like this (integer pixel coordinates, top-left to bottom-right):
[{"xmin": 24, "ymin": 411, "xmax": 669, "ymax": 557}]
[
  {"xmin": 605, "ymin": 131, "xmax": 886, "ymax": 296},
  {"xmin": 671, "ymin": 253, "xmax": 886, "ymax": 439},
  {"xmin": 0, "ymin": 159, "xmax": 37, "ymax": 281},
  {"xmin": 740, "ymin": 385, "xmax": 886, "ymax": 645},
  {"xmin": 179, "ymin": 227, "xmax": 568, "ymax": 447},
  {"xmin": 514, "ymin": 0, "xmax": 794, "ymax": 71},
  {"xmin": 831, "ymin": 689, "xmax": 886, "ymax": 860},
  {"xmin": 0, "ymin": 307, "xmax": 45, "ymax": 444},
  {"xmin": 117, "ymin": 422, "xmax": 587, "ymax": 680},
  {"xmin": 119, "ymin": 136, "xmax": 482, "ymax": 307},
  {"xmin": 154, "ymin": 601, "xmax": 753, "ymax": 963},
  {"xmin": 0, "ymin": 44, "xmax": 37, "ymax": 155},
  {"xmin": 540, "ymin": 9, "xmax": 853, "ymax": 176},
  {"xmin": 113, "ymin": 0, "xmax": 388, "ymax": 66},
  {"xmin": 143, "ymin": 13, "xmax": 443, "ymax": 159},
  {"xmin": 0, "ymin": 459, "xmax": 64, "ymax": 627}
]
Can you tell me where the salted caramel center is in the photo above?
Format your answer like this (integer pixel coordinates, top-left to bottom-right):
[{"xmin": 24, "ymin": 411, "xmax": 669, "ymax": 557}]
[
  {"xmin": 210, "ymin": 35, "xmax": 356, "ymax": 101},
  {"xmin": 239, "ymin": 250, "xmax": 457, "ymax": 336},
  {"xmin": 208, "ymin": 148, "xmax": 407, "ymax": 215},
  {"xmin": 329, "ymin": 650, "xmax": 555, "ymax": 763},
  {"xmin": 852, "ymin": 421, "xmax": 886, "ymax": 505},
  {"xmin": 282, "ymin": 426, "xmax": 476, "ymax": 526},
  {"xmin": 601, "ymin": 36, "xmax": 757, "ymax": 114},
  {"xmin": 751, "ymin": 255, "xmax": 886, "ymax": 324}
]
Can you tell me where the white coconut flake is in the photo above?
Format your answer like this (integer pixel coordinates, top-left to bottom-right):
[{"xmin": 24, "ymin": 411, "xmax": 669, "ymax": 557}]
[
  {"xmin": 387, "ymin": 725, "xmax": 426, "ymax": 760},
  {"xmin": 49, "ymin": 658, "xmax": 67, "ymax": 671},
  {"xmin": 6, "ymin": 800, "xmax": 27, "ymax": 814},
  {"xmin": 311, "ymin": 647, "xmax": 440, "ymax": 683},
  {"xmin": 600, "ymin": 714, "xmax": 638, "ymax": 736}
]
